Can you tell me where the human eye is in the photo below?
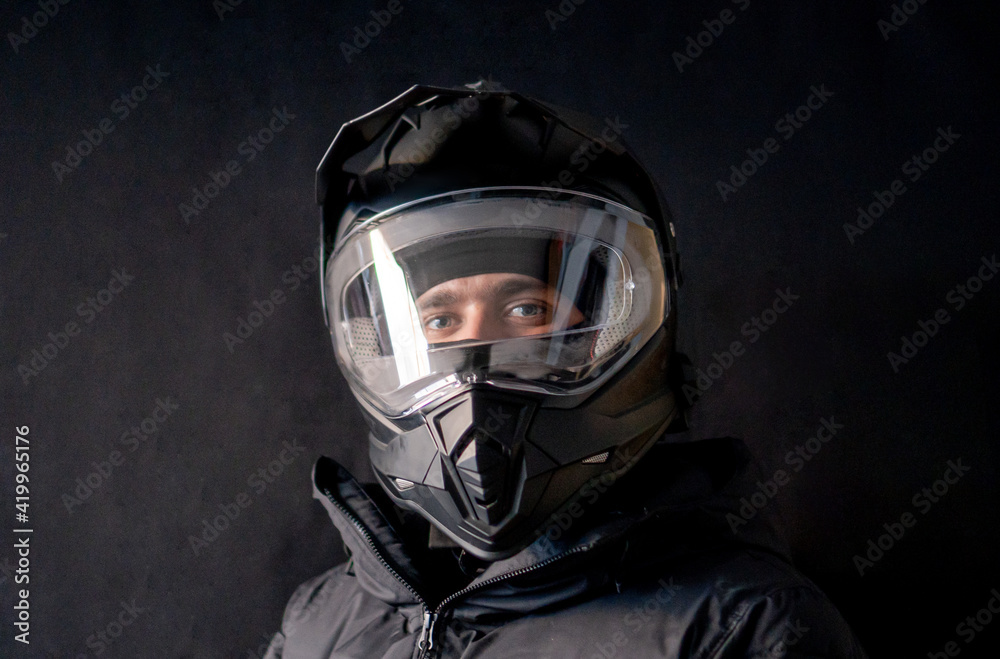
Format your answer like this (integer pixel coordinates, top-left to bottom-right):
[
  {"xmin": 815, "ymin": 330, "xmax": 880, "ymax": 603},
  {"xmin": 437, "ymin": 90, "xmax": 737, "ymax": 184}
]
[
  {"xmin": 425, "ymin": 315, "xmax": 455, "ymax": 331},
  {"xmin": 509, "ymin": 303, "xmax": 543, "ymax": 317},
  {"xmin": 506, "ymin": 301, "xmax": 549, "ymax": 323}
]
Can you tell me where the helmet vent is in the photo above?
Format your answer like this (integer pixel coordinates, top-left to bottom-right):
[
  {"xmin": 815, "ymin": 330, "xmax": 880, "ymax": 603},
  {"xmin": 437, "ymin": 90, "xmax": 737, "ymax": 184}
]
[
  {"xmin": 581, "ymin": 450, "xmax": 610, "ymax": 465},
  {"xmin": 455, "ymin": 431, "xmax": 509, "ymax": 524}
]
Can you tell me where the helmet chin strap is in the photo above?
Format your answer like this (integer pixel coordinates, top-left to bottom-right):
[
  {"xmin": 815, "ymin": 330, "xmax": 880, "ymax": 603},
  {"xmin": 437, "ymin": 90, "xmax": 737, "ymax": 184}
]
[{"xmin": 429, "ymin": 519, "xmax": 488, "ymax": 580}]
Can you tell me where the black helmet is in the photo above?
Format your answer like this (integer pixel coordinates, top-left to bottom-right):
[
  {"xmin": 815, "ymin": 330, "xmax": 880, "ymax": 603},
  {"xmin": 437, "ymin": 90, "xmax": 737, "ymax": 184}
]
[{"xmin": 317, "ymin": 79, "xmax": 686, "ymax": 560}]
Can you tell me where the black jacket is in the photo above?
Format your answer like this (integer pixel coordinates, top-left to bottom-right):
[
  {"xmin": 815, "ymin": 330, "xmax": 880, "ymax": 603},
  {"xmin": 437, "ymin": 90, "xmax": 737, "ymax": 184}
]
[{"xmin": 264, "ymin": 437, "xmax": 868, "ymax": 658}]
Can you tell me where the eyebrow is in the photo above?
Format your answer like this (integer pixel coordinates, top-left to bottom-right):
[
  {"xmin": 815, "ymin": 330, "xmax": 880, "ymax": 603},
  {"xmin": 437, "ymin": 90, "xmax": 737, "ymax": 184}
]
[
  {"xmin": 417, "ymin": 290, "xmax": 459, "ymax": 310},
  {"xmin": 416, "ymin": 278, "xmax": 548, "ymax": 311}
]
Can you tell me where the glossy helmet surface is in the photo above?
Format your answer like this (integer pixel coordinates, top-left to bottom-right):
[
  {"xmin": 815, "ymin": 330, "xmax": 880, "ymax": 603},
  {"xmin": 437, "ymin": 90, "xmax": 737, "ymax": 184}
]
[{"xmin": 318, "ymin": 80, "xmax": 686, "ymax": 560}]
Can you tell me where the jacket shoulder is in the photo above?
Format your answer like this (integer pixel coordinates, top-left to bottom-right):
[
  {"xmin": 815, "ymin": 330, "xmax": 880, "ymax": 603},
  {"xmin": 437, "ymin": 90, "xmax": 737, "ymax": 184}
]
[
  {"xmin": 692, "ymin": 550, "xmax": 870, "ymax": 658},
  {"xmin": 723, "ymin": 581, "xmax": 869, "ymax": 658},
  {"xmin": 263, "ymin": 561, "xmax": 372, "ymax": 659},
  {"xmin": 579, "ymin": 548, "xmax": 868, "ymax": 659}
]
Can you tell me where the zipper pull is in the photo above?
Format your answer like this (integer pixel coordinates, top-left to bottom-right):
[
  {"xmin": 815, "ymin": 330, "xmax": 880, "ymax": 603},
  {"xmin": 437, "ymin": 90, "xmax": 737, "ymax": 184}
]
[{"xmin": 417, "ymin": 610, "xmax": 439, "ymax": 655}]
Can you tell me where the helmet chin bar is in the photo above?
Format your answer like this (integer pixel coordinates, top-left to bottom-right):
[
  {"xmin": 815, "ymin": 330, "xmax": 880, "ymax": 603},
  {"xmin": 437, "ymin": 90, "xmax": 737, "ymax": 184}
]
[
  {"xmin": 358, "ymin": 328, "xmax": 680, "ymax": 561},
  {"xmin": 368, "ymin": 387, "xmax": 554, "ymax": 559}
]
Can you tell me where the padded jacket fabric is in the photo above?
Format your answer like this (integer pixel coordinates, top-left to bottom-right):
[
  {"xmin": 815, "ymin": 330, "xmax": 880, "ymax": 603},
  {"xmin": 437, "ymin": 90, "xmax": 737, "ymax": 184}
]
[{"xmin": 264, "ymin": 437, "xmax": 869, "ymax": 658}]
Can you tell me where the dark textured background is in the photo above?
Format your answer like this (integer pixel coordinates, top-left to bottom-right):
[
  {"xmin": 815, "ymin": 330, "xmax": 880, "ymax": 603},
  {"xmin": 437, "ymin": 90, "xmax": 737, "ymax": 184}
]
[{"xmin": 1, "ymin": 1, "xmax": 998, "ymax": 657}]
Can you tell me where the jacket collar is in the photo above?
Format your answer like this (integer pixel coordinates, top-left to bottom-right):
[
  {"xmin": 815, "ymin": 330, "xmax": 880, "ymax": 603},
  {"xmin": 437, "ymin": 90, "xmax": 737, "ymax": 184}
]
[{"xmin": 312, "ymin": 436, "xmax": 789, "ymax": 616}]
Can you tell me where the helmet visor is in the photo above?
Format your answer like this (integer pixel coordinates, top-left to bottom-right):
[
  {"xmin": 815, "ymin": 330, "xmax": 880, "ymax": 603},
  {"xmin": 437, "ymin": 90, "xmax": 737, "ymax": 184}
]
[{"xmin": 326, "ymin": 188, "xmax": 667, "ymax": 416}]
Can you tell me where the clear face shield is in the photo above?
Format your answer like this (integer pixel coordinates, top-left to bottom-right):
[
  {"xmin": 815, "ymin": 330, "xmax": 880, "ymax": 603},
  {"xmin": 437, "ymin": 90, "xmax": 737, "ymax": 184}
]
[{"xmin": 325, "ymin": 188, "xmax": 669, "ymax": 418}]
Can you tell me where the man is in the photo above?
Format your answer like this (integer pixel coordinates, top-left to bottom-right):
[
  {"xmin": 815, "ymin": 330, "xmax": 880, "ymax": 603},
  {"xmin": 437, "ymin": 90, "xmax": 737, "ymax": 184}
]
[{"xmin": 265, "ymin": 80, "xmax": 868, "ymax": 658}]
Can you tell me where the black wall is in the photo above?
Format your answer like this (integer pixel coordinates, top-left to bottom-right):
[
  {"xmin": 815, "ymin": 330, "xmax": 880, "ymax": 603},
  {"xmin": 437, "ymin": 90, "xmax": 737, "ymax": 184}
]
[{"xmin": 1, "ymin": 1, "xmax": 997, "ymax": 657}]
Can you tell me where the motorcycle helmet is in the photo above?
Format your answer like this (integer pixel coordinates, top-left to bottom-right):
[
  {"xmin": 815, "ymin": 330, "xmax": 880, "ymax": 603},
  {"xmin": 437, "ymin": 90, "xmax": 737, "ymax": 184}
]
[{"xmin": 318, "ymin": 79, "xmax": 686, "ymax": 560}]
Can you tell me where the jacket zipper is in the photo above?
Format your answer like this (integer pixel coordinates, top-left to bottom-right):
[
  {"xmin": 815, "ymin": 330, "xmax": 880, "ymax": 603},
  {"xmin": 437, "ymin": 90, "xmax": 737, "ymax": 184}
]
[
  {"xmin": 418, "ymin": 545, "xmax": 592, "ymax": 657},
  {"xmin": 320, "ymin": 488, "xmax": 434, "ymax": 657},
  {"xmin": 321, "ymin": 487, "xmax": 592, "ymax": 659},
  {"xmin": 417, "ymin": 610, "xmax": 439, "ymax": 657}
]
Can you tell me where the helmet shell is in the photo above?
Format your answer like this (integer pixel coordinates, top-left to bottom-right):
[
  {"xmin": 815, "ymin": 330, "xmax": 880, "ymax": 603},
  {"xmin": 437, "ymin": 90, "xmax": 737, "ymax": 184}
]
[{"xmin": 317, "ymin": 81, "xmax": 687, "ymax": 559}]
